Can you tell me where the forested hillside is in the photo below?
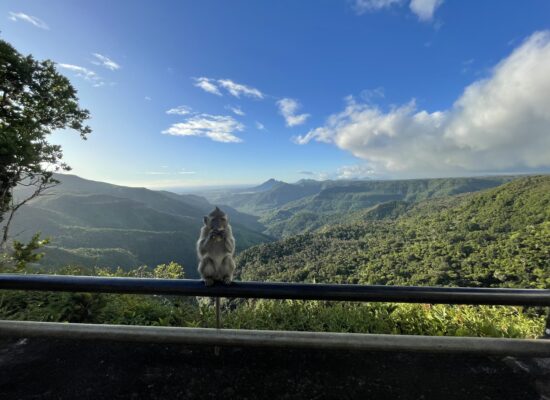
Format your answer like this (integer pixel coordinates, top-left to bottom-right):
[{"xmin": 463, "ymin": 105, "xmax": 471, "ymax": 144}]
[
  {"xmin": 238, "ymin": 176, "xmax": 550, "ymax": 288},
  {"xmin": 1, "ymin": 176, "xmax": 548, "ymax": 338},
  {"xmin": 6, "ymin": 174, "xmax": 272, "ymax": 277},
  {"xmin": 203, "ymin": 176, "xmax": 516, "ymax": 237}
]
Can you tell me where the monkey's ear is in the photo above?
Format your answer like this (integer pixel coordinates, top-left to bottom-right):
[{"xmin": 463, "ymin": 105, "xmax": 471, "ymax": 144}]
[
  {"xmin": 203, "ymin": 216, "xmax": 208, "ymax": 225},
  {"xmin": 215, "ymin": 206, "xmax": 220, "ymax": 212}
]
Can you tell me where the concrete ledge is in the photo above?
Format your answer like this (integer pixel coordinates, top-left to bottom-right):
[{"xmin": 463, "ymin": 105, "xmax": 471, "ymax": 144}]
[{"xmin": 0, "ymin": 320, "xmax": 548, "ymax": 356}]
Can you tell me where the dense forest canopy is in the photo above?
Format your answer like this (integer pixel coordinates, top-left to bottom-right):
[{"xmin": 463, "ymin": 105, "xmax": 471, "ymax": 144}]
[{"xmin": 238, "ymin": 176, "xmax": 550, "ymax": 289}]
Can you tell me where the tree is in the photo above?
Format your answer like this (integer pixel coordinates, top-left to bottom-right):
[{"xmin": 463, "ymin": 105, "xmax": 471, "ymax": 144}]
[
  {"xmin": 4, "ymin": 233, "xmax": 50, "ymax": 272},
  {"xmin": 0, "ymin": 38, "xmax": 91, "ymax": 246}
]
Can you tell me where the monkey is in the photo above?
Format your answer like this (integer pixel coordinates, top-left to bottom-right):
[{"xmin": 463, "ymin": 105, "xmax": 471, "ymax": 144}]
[{"xmin": 197, "ymin": 207, "xmax": 236, "ymax": 286}]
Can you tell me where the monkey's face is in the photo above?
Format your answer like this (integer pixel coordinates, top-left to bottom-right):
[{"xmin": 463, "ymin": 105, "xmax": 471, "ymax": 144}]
[{"xmin": 203, "ymin": 207, "xmax": 229, "ymax": 234}]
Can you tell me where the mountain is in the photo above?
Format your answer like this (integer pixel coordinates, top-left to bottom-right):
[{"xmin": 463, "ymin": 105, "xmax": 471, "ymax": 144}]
[
  {"xmin": 203, "ymin": 176, "xmax": 516, "ymax": 237},
  {"xmin": 202, "ymin": 179, "xmax": 324, "ymax": 215},
  {"xmin": 237, "ymin": 175, "xmax": 550, "ymax": 288},
  {"xmin": 7, "ymin": 174, "xmax": 272, "ymax": 277},
  {"xmin": 249, "ymin": 178, "xmax": 285, "ymax": 192}
]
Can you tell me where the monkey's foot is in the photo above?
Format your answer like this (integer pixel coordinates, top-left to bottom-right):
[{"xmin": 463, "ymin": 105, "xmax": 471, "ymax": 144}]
[
  {"xmin": 222, "ymin": 277, "xmax": 233, "ymax": 285},
  {"xmin": 203, "ymin": 278, "xmax": 214, "ymax": 286}
]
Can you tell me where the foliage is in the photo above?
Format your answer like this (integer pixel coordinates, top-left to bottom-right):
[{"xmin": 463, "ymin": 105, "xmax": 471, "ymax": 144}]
[
  {"xmin": 238, "ymin": 176, "xmax": 550, "ymax": 289},
  {"xmin": 0, "ymin": 265, "xmax": 543, "ymax": 337},
  {"xmin": 0, "ymin": 232, "xmax": 50, "ymax": 273},
  {"xmin": 0, "ymin": 38, "xmax": 90, "ymax": 245},
  {"xmin": 198, "ymin": 300, "xmax": 544, "ymax": 338},
  {"xmin": 0, "ymin": 263, "xmax": 199, "ymax": 326},
  {"xmin": 10, "ymin": 233, "xmax": 50, "ymax": 271}
]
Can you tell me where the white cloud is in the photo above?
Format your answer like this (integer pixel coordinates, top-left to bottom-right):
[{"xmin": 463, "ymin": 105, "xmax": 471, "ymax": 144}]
[
  {"xmin": 295, "ymin": 31, "xmax": 550, "ymax": 177},
  {"xmin": 352, "ymin": 0, "xmax": 443, "ymax": 22},
  {"xmin": 361, "ymin": 87, "xmax": 385, "ymax": 102},
  {"xmin": 354, "ymin": 0, "xmax": 404, "ymax": 14},
  {"xmin": 166, "ymin": 105, "xmax": 192, "ymax": 115},
  {"xmin": 218, "ymin": 79, "xmax": 264, "ymax": 99},
  {"xmin": 8, "ymin": 12, "xmax": 49, "ymax": 29},
  {"xmin": 58, "ymin": 63, "xmax": 104, "ymax": 87},
  {"xmin": 193, "ymin": 77, "xmax": 264, "ymax": 99},
  {"xmin": 255, "ymin": 121, "xmax": 266, "ymax": 130},
  {"xmin": 337, "ymin": 165, "xmax": 377, "ymax": 179},
  {"xmin": 92, "ymin": 53, "xmax": 121, "ymax": 71},
  {"xmin": 409, "ymin": 0, "xmax": 443, "ymax": 21},
  {"xmin": 226, "ymin": 105, "xmax": 245, "ymax": 116},
  {"xmin": 277, "ymin": 98, "xmax": 310, "ymax": 127},
  {"xmin": 162, "ymin": 114, "xmax": 244, "ymax": 143},
  {"xmin": 145, "ymin": 96, "xmax": 152, "ymax": 101},
  {"xmin": 194, "ymin": 77, "xmax": 222, "ymax": 96}
]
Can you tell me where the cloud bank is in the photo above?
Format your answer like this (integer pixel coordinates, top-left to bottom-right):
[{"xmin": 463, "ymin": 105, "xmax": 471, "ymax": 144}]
[{"xmin": 295, "ymin": 31, "xmax": 550, "ymax": 177}]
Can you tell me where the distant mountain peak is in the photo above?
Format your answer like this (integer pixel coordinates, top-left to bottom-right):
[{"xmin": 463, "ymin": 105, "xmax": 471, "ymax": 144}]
[{"xmin": 252, "ymin": 178, "xmax": 285, "ymax": 192}]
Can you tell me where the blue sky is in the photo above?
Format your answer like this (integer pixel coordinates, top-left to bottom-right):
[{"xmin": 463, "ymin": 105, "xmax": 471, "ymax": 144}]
[{"xmin": 2, "ymin": 1, "xmax": 550, "ymax": 189}]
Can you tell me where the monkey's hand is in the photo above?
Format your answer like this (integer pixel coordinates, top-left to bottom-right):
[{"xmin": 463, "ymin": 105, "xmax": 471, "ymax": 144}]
[
  {"xmin": 207, "ymin": 231, "xmax": 219, "ymax": 242},
  {"xmin": 209, "ymin": 230, "xmax": 225, "ymax": 242},
  {"xmin": 203, "ymin": 277, "xmax": 214, "ymax": 286},
  {"xmin": 222, "ymin": 276, "xmax": 232, "ymax": 285}
]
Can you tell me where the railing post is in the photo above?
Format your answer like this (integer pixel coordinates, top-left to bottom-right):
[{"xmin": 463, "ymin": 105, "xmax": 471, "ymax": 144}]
[
  {"xmin": 214, "ymin": 297, "xmax": 221, "ymax": 356},
  {"xmin": 545, "ymin": 307, "xmax": 550, "ymax": 339},
  {"xmin": 215, "ymin": 297, "xmax": 221, "ymax": 329}
]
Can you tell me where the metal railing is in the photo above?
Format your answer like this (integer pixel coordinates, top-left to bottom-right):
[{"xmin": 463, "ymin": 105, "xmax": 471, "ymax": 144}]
[{"xmin": 0, "ymin": 274, "xmax": 549, "ymax": 356}]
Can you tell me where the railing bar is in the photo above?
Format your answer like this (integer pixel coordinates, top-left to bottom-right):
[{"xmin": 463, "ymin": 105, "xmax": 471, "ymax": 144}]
[
  {"xmin": 0, "ymin": 274, "xmax": 549, "ymax": 306},
  {"xmin": 0, "ymin": 320, "xmax": 548, "ymax": 356}
]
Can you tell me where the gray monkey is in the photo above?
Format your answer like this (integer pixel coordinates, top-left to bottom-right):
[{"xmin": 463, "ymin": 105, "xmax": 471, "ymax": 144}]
[{"xmin": 197, "ymin": 207, "xmax": 236, "ymax": 286}]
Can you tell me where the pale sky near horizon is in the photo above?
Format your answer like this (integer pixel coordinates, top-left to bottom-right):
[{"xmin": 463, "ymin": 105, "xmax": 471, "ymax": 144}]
[{"xmin": 2, "ymin": 1, "xmax": 550, "ymax": 189}]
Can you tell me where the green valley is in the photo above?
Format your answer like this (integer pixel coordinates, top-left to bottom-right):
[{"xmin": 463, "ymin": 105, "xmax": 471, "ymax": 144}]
[{"xmin": 6, "ymin": 174, "xmax": 272, "ymax": 277}]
